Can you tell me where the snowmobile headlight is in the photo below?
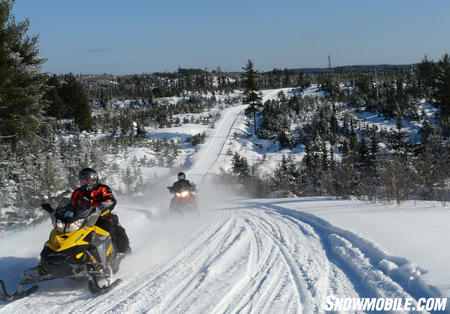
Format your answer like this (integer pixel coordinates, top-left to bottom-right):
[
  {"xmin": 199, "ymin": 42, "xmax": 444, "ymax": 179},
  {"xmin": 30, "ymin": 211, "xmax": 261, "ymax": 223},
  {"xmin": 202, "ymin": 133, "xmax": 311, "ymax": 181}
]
[
  {"xmin": 56, "ymin": 219, "xmax": 66, "ymax": 233},
  {"xmin": 177, "ymin": 190, "xmax": 190, "ymax": 198},
  {"xmin": 66, "ymin": 219, "xmax": 86, "ymax": 232}
]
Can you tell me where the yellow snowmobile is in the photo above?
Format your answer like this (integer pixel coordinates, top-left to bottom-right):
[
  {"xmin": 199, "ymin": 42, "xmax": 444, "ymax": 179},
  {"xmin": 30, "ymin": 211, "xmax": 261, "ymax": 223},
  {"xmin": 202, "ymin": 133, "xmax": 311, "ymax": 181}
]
[{"xmin": 0, "ymin": 200, "xmax": 124, "ymax": 302}]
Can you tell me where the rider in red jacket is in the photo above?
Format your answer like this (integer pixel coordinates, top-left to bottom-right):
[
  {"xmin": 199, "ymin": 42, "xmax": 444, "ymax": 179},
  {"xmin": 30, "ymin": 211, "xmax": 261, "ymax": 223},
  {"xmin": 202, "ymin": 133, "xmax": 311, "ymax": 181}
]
[{"xmin": 71, "ymin": 168, "xmax": 130, "ymax": 253}]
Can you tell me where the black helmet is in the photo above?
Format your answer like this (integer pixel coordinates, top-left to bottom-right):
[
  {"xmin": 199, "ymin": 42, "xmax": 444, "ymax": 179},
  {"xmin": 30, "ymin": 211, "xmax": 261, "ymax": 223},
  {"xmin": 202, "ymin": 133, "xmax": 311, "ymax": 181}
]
[
  {"xmin": 177, "ymin": 172, "xmax": 185, "ymax": 180},
  {"xmin": 78, "ymin": 168, "xmax": 98, "ymax": 190}
]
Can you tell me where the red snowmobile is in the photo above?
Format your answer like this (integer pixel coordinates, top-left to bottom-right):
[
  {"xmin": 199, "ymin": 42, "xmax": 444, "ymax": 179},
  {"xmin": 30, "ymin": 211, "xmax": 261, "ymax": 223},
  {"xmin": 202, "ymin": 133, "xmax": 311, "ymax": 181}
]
[{"xmin": 167, "ymin": 186, "xmax": 198, "ymax": 213}]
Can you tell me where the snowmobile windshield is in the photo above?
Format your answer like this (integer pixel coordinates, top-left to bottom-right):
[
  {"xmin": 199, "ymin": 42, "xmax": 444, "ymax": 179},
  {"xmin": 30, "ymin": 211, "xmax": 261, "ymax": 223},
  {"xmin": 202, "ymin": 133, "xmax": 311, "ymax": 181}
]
[
  {"xmin": 53, "ymin": 203, "xmax": 89, "ymax": 233},
  {"xmin": 55, "ymin": 204, "xmax": 92, "ymax": 223}
]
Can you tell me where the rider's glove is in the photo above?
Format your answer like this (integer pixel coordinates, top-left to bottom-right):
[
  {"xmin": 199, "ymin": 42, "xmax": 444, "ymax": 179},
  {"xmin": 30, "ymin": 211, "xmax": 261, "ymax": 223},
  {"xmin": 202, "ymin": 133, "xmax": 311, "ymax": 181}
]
[
  {"xmin": 98, "ymin": 201, "xmax": 113, "ymax": 212},
  {"xmin": 41, "ymin": 203, "xmax": 54, "ymax": 214}
]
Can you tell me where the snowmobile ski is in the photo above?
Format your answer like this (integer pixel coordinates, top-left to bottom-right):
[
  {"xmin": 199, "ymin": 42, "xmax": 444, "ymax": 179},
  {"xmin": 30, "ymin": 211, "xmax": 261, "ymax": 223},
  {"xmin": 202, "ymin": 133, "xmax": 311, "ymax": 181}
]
[
  {"xmin": 88, "ymin": 278, "xmax": 122, "ymax": 295},
  {"xmin": 0, "ymin": 280, "xmax": 39, "ymax": 302}
]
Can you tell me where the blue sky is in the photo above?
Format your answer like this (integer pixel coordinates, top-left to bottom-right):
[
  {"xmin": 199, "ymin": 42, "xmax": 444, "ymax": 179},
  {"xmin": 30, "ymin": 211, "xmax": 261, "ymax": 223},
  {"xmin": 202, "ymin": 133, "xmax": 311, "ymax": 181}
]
[{"xmin": 12, "ymin": 0, "xmax": 450, "ymax": 74}]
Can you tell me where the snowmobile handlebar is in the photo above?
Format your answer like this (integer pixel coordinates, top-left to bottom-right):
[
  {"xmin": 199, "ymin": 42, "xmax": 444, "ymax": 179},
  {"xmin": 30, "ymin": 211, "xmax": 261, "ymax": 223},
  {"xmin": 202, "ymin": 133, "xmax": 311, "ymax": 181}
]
[
  {"xmin": 167, "ymin": 186, "xmax": 197, "ymax": 193},
  {"xmin": 41, "ymin": 200, "xmax": 112, "ymax": 220}
]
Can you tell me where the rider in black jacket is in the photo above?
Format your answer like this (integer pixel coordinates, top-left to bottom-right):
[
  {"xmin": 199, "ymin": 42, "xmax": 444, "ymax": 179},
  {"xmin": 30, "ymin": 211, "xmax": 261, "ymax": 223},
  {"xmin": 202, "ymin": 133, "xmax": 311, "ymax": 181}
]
[
  {"xmin": 169, "ymin": 172, "xmax": 196, "ymax": 193},
  {"xmin": 167, "ymin": 172, "xmax": 198, "ymax": 211}
]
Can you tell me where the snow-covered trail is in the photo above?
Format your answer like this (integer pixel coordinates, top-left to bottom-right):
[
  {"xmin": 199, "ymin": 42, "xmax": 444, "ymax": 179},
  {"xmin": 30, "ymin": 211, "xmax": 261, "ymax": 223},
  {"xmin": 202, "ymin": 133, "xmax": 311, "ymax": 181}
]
[
  {"xmin": 0, "ymin": 202, "xmax": 427, "ymax": 313},
  {"xmin": 0, "ymin": 101, "xmax": 446, "ymax": 313},
  {"xmin": 186, "ymin": 104, "xmax": 245, "ymax": 185},
  {"xmin": 128, "ymin": 104, "xmax": 246, "ymax": 216},
  {"xmin": 73, "ymin": 205, "xmax": 363, "ymax": 313}
]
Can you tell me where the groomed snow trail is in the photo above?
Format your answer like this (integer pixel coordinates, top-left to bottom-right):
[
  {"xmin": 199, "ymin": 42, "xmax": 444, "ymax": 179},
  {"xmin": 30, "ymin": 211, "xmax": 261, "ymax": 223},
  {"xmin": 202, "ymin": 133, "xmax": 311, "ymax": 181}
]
[
  {"xmin": 76, "ymin": 207, "xmax": 362, "ymax": 313},
  {"xmin": 1, "ymin": 204, "xmax": 420, "ymax": 313},
  {"xmin": 0, "ymin": 103, "xmax": 441, "ymax": 313}
]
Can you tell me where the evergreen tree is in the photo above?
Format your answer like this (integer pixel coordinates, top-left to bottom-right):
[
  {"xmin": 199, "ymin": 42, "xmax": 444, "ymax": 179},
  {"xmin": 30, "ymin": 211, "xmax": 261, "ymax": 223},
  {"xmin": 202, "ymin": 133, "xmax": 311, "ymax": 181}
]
[
  {"xmin": 44, "ymin": 75, "xmax": 65, "ymax": 119},
  {"xmin": 0, "ymin": 145, "xmax": 19, "ymax": 211},
  {"xmin": 300, "ymin": 142, "xmax": 322, "ymax": 194},
  {"xmin": 341, "ymin": 140, "xmax": 349, "ymax": 162},
  {"xmin": 232, "ymin": 151, "xmax": 250, "ymax": 180},
  {"xmin": 392, "ymin": 114, "xmax": 406, "ymax": 155},
  {"xmin": 242, "ymin": 59, "xmax": 262, "ymax": 134},
  {"xmin": 357, "ymin": 133, "xmax": 370, "ymax": 172},
  {"xmin": 369, "ymin": 127, "xmax": 379, "ymax": 173},
  {"xmin": 273, "ymin": 154, "xmax": 299, "ymax": 195},
  {"xmin": 60, "ymin": 74, "xmax": 92, "ymax": 131},
  {"xmin": 321, "ymin": 141, "xmax": 329, "ymax": 172},
  {"xmin": 329, "ymin": 109, "xmax": 339, "ymax": 143},
  {"xmin": 419, "ymin": 119, "xmax": 434, "ymax": 147},
  {"xmin": 349, "ymin": 124, "xmax": 358, "ymax": 155},
  {"xmin": 416, "ymin": 55, "xmax": 436, "ymax": 98},
  {"xmin": 435, "ymin": 54, "xmax": 450, "ymax": 128},
  {"xmin": 0, "ymin": 0, "xmax": 46, "ymax": 142}
]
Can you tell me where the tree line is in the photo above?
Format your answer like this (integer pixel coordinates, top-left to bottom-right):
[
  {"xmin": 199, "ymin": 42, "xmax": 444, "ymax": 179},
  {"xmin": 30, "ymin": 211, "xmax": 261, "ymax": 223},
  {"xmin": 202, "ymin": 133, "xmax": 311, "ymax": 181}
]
[{"xmin": 228, "ymin": 57, "xmax": 449, "ymax": 204}]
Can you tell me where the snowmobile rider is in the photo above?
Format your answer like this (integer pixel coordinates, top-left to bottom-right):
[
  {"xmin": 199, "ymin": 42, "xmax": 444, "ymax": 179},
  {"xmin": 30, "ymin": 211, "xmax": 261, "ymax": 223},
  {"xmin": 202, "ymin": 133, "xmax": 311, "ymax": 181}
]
[
  {"xmin": 169, "ymin": 172, "xmax": 196, "ymax": 193},
  {"xmin": 70, "ymin": 168, "xmax": 130, "ymax": 253}
]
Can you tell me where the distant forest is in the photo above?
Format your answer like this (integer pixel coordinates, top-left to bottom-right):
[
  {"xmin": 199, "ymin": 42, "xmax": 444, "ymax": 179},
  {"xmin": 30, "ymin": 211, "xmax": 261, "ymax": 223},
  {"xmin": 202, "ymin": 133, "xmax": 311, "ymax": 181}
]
[{"xmin": 0, "ymin": 0, "xmax": 448, "ymax": 230}]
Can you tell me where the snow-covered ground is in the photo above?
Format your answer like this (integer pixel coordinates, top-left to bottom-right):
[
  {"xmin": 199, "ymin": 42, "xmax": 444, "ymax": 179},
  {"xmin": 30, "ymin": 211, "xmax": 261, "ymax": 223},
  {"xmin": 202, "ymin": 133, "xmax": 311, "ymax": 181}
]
[{"xmin": 0, "ymin": 88, "xmax": 448, "ymax": 313}]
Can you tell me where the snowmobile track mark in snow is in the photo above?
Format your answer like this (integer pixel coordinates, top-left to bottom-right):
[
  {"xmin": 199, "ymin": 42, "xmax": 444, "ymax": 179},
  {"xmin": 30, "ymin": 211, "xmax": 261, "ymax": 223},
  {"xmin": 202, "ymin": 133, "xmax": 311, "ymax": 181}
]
[{"xmin": 243, "ymin": 211, "xmax": 314, "ymax": 312}]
